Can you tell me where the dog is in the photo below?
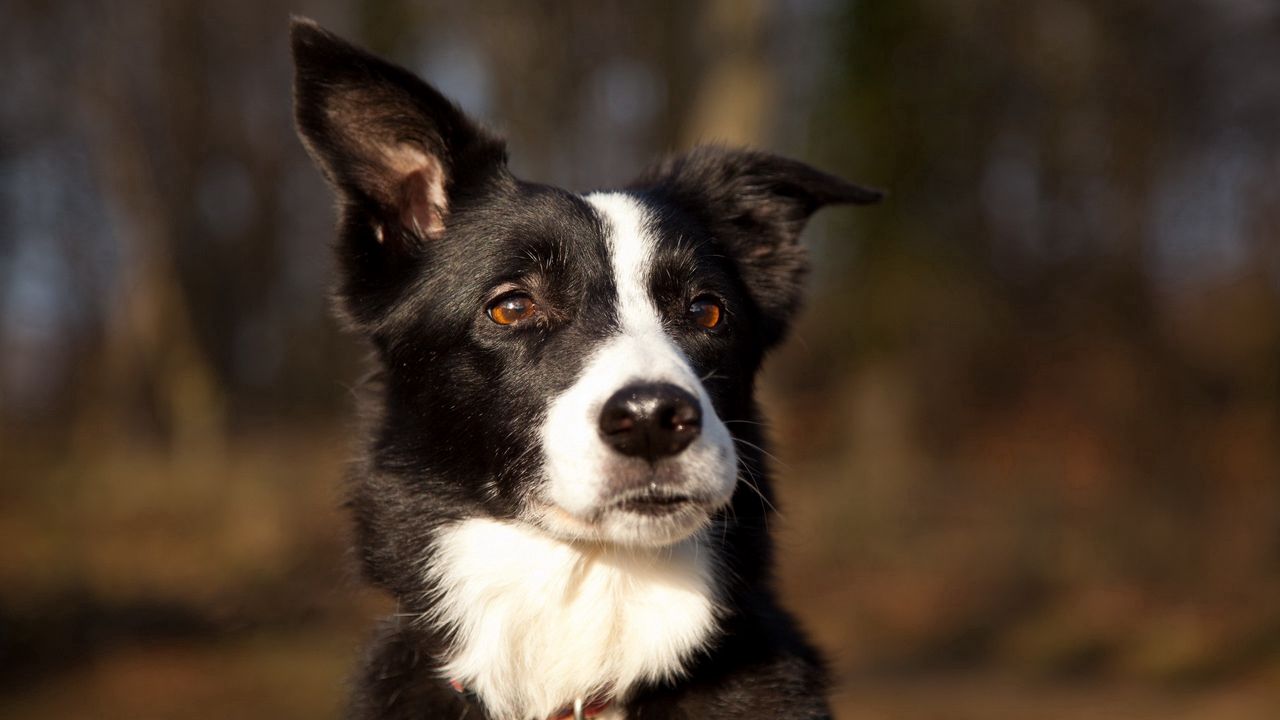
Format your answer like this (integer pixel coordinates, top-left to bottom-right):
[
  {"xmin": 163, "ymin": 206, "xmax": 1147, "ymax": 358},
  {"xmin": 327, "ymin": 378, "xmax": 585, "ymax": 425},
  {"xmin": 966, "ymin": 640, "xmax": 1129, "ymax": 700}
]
[{"xmin": 291, "ymin": 17, "xmax": 880, "ymax": 720}]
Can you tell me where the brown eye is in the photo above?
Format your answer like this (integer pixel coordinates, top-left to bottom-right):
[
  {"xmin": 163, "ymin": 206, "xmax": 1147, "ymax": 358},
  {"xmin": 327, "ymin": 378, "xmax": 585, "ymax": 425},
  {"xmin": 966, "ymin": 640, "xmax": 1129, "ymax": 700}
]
[
  {"xmin": 688, "ymin": 297, "xmax": 723, "ymax": 330},
  {"xmin": 488, "ymin": 293, "xmax": 538, "ymax": 325}
]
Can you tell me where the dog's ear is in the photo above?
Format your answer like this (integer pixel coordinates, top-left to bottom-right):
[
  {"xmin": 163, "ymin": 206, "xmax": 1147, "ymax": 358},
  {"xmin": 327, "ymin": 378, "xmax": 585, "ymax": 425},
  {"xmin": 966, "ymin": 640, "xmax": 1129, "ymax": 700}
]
[
  {"xmin": 632, "ymin": 146, "xmax": 881, "ymax": 346},
  {"xmin": 291, "ymin": 18, "xmax": 508, "ymax": 330},
  {"xmin": 291, "ymin": 17, "xmax": 506, "ymax": 248}
]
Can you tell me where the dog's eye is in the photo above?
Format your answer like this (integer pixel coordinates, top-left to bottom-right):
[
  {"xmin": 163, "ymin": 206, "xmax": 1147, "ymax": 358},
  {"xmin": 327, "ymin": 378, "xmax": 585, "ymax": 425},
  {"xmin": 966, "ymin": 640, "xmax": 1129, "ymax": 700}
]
[
  {"xmin": 488, "ymin": 293, "xmax": 538, "ymax": 325},
  {"xmin": 688, "ymin": 297, "xmax": 723, "ymax": 330}
]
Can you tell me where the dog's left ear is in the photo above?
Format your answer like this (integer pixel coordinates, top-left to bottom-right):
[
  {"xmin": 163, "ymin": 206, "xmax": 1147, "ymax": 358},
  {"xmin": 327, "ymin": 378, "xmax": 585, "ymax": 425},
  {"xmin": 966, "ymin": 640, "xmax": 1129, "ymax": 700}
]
[
  {"xmin": 632, "ymin": 146, "xmax": 881, "ymax": 346},
  {"xmin": 290, "ymin": 17, "xmax": 506, "ymax": 247}
]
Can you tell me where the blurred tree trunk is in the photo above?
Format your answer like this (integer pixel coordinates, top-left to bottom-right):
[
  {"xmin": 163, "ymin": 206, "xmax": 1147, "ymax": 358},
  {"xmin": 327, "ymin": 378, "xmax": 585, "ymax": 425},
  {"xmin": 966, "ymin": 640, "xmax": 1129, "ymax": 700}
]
[
  {"xmin": 680, "ymin": 0, "xmax": 775, "ymax": 147},
  {"xmin": 75, "ymin": 4, "xmax": 224, "ymax": 462}
]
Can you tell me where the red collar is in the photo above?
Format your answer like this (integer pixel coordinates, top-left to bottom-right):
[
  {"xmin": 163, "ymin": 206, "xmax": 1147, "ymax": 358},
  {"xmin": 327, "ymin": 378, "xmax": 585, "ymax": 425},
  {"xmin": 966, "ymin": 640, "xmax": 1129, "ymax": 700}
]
[{"xmin": 449, "ymin": 679, "xmax": 611, "ymax": 719}]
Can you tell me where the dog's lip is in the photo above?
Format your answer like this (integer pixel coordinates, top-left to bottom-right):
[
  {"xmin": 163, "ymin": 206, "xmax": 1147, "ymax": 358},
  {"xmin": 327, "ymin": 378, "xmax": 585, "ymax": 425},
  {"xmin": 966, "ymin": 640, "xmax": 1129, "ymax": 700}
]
[{"xmin": 605, "ymin": 490, "xmax": 708, "ymax": 515}]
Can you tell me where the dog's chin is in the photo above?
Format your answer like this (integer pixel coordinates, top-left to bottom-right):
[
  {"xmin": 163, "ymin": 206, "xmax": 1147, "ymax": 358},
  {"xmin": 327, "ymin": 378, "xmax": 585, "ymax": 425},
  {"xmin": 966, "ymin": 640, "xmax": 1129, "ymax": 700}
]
[
  {"xmin": 531, "ymin": 494, "xmax": 728, "ymax": 548},
  {"xmin": 595, "ymin": 499, "xmax": 715, "ymax": 547}
]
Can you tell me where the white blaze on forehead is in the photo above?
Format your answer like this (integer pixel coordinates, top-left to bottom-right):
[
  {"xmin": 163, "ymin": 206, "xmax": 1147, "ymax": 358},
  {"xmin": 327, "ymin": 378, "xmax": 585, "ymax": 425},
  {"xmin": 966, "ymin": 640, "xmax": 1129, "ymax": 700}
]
[
  {"xmin": 536, "ymin": 192, "xmax": 737, "ymax": 531},
  {"xmin": 589, "ymin": 192, "xmax": 667, "ymax": 338}
]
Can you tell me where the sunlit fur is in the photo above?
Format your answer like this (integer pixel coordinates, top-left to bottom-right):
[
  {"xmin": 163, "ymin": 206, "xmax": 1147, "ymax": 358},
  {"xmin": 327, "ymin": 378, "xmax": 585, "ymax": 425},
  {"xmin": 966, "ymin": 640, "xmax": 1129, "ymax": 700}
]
[
  {"xmin": 428, "ymin": 193, "xmax": 736, "ymax": 719},
  {"xmin": 291, "ymin": 17, "xmax": 880, "ymax": 720},
  {"xmin": 537, "ymin": 193, "xmax": 738, "ymax": 547},
  {"xmin": 427, "ymin": 519, "xmax": 720, "ymax": 720}
]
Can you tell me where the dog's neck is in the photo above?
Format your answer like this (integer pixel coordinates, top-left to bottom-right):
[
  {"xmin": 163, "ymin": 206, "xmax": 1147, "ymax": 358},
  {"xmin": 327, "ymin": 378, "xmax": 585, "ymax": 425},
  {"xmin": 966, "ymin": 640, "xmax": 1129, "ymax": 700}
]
[{"xmin": 425, "ymin": 519, "xmax": 722, "ymax": 720}]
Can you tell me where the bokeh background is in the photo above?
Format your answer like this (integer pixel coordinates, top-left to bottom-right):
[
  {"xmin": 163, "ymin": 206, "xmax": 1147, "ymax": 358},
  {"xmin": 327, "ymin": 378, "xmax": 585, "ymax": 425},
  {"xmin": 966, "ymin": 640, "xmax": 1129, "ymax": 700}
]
[{"xmin": 3, "ymin": 0, "xmax": 1279, "ymax": 717}]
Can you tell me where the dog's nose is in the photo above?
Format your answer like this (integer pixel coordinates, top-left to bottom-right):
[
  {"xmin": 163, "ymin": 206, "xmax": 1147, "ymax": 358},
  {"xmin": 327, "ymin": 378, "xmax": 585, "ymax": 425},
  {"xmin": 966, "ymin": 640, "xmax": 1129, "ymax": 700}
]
[{"xmin": 599, "ymin": 383, "xmax": 702, "ymax": 461}]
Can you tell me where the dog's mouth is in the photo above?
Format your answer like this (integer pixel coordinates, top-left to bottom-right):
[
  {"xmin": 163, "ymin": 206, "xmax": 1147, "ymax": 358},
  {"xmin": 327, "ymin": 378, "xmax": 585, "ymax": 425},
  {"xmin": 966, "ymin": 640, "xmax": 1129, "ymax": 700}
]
[
  {"xmin": 532, "ymin": 486, "xmax": 728, "ymax": 547},
  {"xmin": 609, "ymin": 491, "xmax": 700, "ymax": 516}
]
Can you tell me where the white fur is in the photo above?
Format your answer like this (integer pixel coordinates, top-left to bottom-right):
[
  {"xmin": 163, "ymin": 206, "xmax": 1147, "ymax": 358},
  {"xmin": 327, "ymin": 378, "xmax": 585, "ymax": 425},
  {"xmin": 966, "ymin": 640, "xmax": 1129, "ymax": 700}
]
[
  {"xmin": 428, "ymin": 193, "xmax": 736, "ymax": 718},
  {"xmin": 428, "ymin": 519, "xmax": 721, "ymax": 720},
  {"xmin": 539, "ymin": 193, "xmax": 738, "ymax": 545}
]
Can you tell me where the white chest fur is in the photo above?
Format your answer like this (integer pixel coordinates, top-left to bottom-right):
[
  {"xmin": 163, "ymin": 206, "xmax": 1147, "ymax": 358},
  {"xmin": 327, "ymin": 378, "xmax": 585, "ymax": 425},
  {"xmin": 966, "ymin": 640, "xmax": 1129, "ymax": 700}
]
[{"xmin": 425, "ymin": 519, "xmax": 721, "ymax": 720}]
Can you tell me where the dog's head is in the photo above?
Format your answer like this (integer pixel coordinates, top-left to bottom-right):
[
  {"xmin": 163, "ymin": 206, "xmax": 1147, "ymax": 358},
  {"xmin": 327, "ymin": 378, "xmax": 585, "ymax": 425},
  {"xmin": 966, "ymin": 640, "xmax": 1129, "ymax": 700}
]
[{"xmin": 291, "ymin": 20, "xmax": 879, "ymax": 557}]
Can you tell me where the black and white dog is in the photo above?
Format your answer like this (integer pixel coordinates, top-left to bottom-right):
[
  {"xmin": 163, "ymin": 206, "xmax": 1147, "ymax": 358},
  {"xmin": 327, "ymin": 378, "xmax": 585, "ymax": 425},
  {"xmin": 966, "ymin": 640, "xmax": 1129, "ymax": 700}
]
[{"xmin": 291, "ymin": 18, "xmax": 879, "ymax": 720}]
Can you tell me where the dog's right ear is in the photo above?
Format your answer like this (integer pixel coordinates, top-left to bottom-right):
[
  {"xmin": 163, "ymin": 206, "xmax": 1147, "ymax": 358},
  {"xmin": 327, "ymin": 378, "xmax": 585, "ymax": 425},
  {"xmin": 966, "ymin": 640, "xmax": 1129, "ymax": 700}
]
[
  {"xmin": 291, "ymin": 18, "xmax": 507, "ymax": 328},
  {"xmin": 291, "ymin": 18, "xmax": 506, "ymax": 246},
  {"xmin": 632, "ymin": 147, "xmax": 881, "ymax": 348}
]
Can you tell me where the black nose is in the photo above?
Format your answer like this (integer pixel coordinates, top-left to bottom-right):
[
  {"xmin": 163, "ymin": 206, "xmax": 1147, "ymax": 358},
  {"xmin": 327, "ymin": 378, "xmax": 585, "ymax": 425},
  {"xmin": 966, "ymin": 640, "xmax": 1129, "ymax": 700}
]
[{"xmin": 599, "ymin": 383, "xmax": 702, "ymax": 461}]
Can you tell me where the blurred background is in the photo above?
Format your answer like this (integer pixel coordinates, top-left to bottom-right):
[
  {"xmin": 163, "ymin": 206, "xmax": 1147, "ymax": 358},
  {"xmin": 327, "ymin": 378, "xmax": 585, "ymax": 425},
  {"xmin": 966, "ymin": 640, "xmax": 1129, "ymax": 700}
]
[{"xmin": 2, "ymin": 0, "xmax": 1279, "ymax": 717}]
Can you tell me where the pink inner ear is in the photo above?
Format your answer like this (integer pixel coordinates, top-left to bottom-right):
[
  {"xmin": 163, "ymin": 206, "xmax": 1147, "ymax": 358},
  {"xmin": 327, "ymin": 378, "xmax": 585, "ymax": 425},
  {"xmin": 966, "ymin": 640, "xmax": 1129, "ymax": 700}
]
[{"xmin": 399, "ymin": 155, "xmax": 449, "ymax": 240}]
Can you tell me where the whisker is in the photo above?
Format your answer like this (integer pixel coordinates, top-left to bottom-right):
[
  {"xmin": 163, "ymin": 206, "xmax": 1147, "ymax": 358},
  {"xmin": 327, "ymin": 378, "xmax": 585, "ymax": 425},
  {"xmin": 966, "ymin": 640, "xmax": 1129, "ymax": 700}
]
[
  {"xmin": 731, "ymin": 436, "xmax": 791, "ymax": 470},
  {"xmin": 336, "ymin": 380, "xmax": 364, "ymax": 403},
  {"xmin": 736, "ymin": 460, "xmax": 781, "ymax": 522},
  {"xmin": 723, "ymin": 503, "xmax": 743, "ymax": 545}
]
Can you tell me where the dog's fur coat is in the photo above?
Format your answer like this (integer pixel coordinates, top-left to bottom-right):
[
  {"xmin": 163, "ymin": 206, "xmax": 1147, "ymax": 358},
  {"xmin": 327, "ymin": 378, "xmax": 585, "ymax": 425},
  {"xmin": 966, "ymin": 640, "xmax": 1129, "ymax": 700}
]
[{"xmin": 290, "ymin": 17, "xmax": 879, "ymax": 720}]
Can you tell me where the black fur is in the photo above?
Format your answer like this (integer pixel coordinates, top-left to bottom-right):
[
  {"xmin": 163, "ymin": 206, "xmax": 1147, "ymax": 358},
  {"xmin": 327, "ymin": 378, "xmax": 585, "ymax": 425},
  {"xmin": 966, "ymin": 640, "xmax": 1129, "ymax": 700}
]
[
  {"xmin": 633, "ymin": 148, "xmax": 881, "ymax": 348},
  {"xmin": 290, "ymin": 17, "xmax": 879, "ymax": 720}
]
